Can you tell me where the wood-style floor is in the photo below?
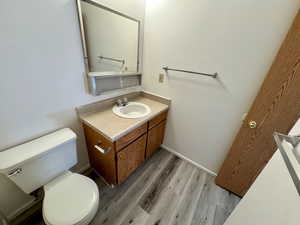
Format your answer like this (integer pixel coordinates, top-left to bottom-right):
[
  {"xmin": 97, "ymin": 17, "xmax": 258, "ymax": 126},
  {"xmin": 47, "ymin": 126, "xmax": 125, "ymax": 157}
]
[{"xmin": 30, "ymin": 149, "xmax": 240, "ymax": 225}]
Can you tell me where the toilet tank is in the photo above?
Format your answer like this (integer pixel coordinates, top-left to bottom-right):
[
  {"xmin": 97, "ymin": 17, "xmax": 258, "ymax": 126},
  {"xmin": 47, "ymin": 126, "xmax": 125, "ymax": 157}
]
[{"xmin": 0, "ymin": 128, "xmax": 77, "ymax": 194}]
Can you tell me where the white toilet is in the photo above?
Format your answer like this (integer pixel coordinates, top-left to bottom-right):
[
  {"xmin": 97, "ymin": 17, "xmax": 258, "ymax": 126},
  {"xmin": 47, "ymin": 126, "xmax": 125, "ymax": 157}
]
[{"xmin": 0, "ymin": 128, "xmax": 99, "ymax": 225}]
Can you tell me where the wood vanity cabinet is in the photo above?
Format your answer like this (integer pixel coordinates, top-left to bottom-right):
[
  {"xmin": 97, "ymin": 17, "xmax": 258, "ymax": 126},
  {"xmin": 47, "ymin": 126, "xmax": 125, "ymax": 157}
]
[
  {"xmin": 146, "ymin": 121, "xmax": 166, "ymax": 159},
  {"xmin": 82, "ymin": 110, "xmax": 168, "ymax": 185},
  {"xmin": 146, "ymin": 111, "xmax": 167, "ymax": 158},
  {"xmin": 117, "ymin": 134, "xmax": 147, "ymax": 183},
  {"xmin": 83, "ymin": 124, "xmax": 117, "ymax": 184}
]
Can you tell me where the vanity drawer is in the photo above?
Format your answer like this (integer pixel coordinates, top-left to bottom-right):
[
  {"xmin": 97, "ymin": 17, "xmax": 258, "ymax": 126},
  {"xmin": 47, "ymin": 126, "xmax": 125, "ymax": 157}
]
[
  {"xmin": 149, "ymin": 111, "xmax": 168, "ymax": 129},
  {"xmin": 116, "ymin": 123, "xmax": 147, "ymax": 152}
]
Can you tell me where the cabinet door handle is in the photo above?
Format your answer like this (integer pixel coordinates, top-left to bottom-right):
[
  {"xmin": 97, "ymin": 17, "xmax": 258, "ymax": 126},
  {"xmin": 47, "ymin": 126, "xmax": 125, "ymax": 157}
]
[{"xmin": 94, "ymin": 143, "xmax": 111, "ymax": 155}]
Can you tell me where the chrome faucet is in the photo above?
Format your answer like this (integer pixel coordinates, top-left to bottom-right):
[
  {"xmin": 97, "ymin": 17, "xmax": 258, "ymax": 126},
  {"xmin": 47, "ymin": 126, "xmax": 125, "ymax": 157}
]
[{"xmin": 116, "ymin": 97, "xmax": 128, "ymax": 107}]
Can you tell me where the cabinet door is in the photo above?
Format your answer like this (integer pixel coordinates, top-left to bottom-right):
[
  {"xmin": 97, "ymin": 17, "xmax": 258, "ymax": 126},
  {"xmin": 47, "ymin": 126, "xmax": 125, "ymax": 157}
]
[
  {"xmin": 117, "ymin": 134, "xmax": 147, "ymax": 184},
  {"xmin": 146, "ymin": 121, "xmax": 166, "ymax": 159},
  {"xmin": 83, "ymin": 123, "xmax": 117, "ymax": 185}
]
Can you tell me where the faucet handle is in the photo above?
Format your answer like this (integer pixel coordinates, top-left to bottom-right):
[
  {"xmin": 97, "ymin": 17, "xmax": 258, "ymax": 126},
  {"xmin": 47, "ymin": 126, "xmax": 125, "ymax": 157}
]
[
  {"xmin": 117, "ymin": 99, "xmax": 123, "ymax": 107},
  {"xmin": 123, "ymin": 97, "xmax": 128, "ymax": 104}
]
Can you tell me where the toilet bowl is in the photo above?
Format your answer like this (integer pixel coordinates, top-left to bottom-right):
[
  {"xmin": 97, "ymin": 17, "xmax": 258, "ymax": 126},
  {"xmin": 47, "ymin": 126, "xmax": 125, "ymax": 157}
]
[
  {"xmin": 43, "ymin": 172, "xmax": 99, "ymax": 225},
  {"xmin": 0, "ymin": 128, "xmax": 99, "ymax": 225}
]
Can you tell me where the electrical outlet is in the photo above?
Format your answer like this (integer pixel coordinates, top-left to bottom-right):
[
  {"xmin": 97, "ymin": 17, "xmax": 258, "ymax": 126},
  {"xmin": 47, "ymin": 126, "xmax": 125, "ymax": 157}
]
[{"xmin": 159, "ymin": 73, "xmax": 164, "ymax": 83}]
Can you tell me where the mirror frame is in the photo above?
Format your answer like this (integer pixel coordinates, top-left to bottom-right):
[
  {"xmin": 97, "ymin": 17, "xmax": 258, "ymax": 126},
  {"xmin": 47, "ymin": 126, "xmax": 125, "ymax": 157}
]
[{"xmin": 75, "ymin": 0, "xmax": 141, "ymax": 74}]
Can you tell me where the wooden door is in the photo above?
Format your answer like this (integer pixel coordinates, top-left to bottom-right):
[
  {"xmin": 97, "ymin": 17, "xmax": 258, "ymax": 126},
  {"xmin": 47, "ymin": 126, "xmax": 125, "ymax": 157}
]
[
  {"xmin": 146, "ymin": 121, "xmax": 166, "ymax": 158},
  {"xmin": 117, "ymin": 134, "xmax": 147, "ymax": 183},
  {"xmin": 216, "ymin": 10, "xmax": 300, "ymax": 197}
]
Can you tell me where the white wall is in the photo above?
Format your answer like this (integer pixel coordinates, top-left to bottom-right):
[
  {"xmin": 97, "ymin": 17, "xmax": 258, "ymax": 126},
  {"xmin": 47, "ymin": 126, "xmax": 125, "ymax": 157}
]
[
  {"xmin": 0, "ymin": 0, "xmax": 144, "ymax": 218},
  {"xmin": 0, "ymin": 0, "xmax": 144, "ymax": 173},
  {"xmin": 142, "ymin": 0, "xmax": 300, "ymax": 173}
]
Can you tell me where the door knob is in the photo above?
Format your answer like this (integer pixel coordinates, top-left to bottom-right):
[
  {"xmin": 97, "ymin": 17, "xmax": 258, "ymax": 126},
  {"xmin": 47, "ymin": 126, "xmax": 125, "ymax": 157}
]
[{"xmin": 249, "ymin": 120, "xmax": 257, "ymax": 129}]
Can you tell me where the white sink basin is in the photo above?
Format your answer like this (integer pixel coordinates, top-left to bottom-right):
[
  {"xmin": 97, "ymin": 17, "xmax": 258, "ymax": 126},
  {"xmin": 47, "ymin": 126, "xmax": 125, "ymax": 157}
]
[{"xmin": 112, "ymin": 102, "xmax": 151, "ymax": 119}]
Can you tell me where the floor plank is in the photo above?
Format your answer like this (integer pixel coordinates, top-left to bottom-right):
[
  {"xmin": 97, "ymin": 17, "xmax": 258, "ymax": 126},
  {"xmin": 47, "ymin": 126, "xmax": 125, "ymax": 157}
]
[
  {"xmin": 168, "ymin": 169, "xmax": 207, "ymax": 225},
  {"xmin": 23, "ymin": 149, "xmax": 240, "ymax": 225},
  {"xmin": 91, "ymin": 151, "xmax": 174, "ymax": 225},
  {"xmin": 143, "ymin": 161, "xmax": 194, "ymax": 225},
  {"xmin": 190, "ymin": 175, "xmax": 219, "ymax": 225},
  {"xmin": 213, "ymin": 205, "xmax": 232, "ymax": 225},
  {"xmin": 139, "ymin": 156, "xmax": 182, "ymax": 213},
  {"xmin": 120, "ymin": 206, "xmax": 149, "ymax": 225}
]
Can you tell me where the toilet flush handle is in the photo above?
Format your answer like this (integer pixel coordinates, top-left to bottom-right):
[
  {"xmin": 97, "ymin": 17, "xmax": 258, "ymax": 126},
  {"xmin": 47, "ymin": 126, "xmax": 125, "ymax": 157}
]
[
  {"xmin": 8, "ymin": 168, "xmax": 22, "ymax": 177},
  {"xmin": 94, "ymin": 143, "xmax": 111, "ymax": 155}
]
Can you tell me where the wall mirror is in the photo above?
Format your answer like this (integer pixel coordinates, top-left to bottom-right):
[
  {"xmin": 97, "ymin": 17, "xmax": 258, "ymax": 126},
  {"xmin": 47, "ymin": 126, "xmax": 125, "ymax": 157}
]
[{"xmin": 76, "ymin": 0, "xmax": 141, "ymax": 95}]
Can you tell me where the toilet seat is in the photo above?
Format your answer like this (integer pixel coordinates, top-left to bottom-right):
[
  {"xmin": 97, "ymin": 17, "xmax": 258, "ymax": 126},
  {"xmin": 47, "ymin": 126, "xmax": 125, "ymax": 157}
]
[{"xmin": 43, "ymin": 172, "xmax": 99, "ymax": 225}]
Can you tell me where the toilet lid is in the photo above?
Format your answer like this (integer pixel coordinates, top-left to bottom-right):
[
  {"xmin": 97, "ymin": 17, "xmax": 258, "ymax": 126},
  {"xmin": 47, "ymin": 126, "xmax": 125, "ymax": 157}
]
[{"xmin": 43, "ymin": 172, "xmax": 99, "ymax": 225}]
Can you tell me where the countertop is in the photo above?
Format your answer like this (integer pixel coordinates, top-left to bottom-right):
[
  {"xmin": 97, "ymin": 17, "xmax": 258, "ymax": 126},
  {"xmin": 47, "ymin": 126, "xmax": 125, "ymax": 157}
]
[{"xmin": 78, "ymin": 94, "xmax": 170, "ymax": 141}]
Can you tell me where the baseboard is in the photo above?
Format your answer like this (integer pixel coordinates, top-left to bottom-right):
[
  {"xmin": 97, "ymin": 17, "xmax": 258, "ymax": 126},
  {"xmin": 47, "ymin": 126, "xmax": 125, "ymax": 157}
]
[
  {"xmin": 76, "ymin": 163, "xmax": 91, "ymax": 174},
  {"xmin": 76, "ymin": 148, "xmax": 218, "ymax": 177},
  {"xmin": 161, "ymin": 144, "xmax": 217, "ymax": 177}
]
